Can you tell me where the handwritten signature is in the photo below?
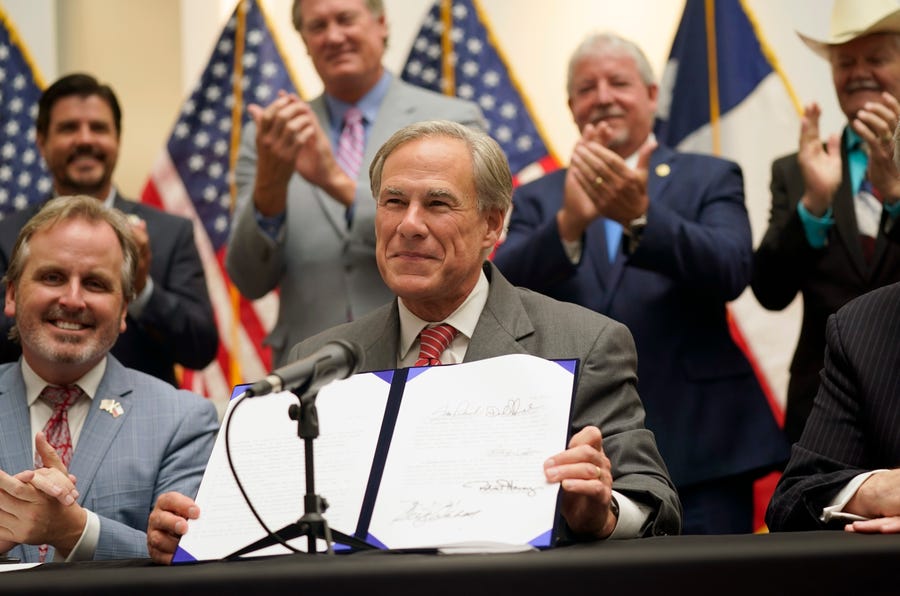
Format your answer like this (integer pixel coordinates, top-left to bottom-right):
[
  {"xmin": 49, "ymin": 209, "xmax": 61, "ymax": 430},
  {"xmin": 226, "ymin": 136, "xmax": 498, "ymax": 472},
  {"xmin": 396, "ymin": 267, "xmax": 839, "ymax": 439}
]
[
  {"xmin": 431, "ymin": 399, "xmax": 539, "ymax": 419},
  {"xmin": 463, "ymin": 479, "xmax": 539, "ymax": 497},
  {"xmin": 395, "ymin": 501, "xmax": 481, "ymax": 526}
]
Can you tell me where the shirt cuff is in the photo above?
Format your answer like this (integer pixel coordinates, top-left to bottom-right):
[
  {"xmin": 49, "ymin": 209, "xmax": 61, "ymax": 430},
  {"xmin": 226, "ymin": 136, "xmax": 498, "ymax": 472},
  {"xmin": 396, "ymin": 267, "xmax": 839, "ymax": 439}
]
[
  {"xmin": 820, "ymin": 470, "xmax": 888, "ymax": 523},
  {"xmin": 127, "ymin": 277, "xmax": 154, "ymax": 319},
  {"xmin": 797, "ymin": 202, "xmax": 834, "ymax": 249},
  {"xmin": 608, "ymin": 489, "xmax": 652, "ymax": 539},
  {"xmin": 254, "ymin": 208, "xmax": 286, "ymax": 241},
  {"xmin": 561, "ymin": 237, "xmax": 582, "ymax": 265},
  {"xmin": 58, "ymin": 509, "xmax": 99, "ymax": 562}
]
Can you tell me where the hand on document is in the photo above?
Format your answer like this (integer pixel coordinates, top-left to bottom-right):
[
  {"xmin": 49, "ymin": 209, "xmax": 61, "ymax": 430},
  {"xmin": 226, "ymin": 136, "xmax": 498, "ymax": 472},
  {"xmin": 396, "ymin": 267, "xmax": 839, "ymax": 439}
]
[
  {"xmin": 147, "ymin": 492, "xmax": 200, "ymax": 565},
  {"xmin": 543, "ymin": 426, "xmax": 617, "ymax": 539}
]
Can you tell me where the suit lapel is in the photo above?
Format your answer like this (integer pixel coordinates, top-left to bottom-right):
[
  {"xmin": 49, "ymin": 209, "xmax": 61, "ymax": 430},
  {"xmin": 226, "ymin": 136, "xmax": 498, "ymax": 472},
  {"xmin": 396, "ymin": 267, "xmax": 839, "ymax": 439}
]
[
  {"xmin": 465, "ymin": 264, "xmax": 534, "ymax": 361},
  {"xmin": 0, "ymin": 366, "xmax": 36, "ymax": 477},
  {"xmin": 598, "ymin": 147, "xmax": 675, "ymax": 313},
  {"xmin": 68, "ymin": 359, "xmax": 135, "ymax": 499},
  {"xmin": 833, "ymin": 139, "xmax": 869, "ymax": 278}
]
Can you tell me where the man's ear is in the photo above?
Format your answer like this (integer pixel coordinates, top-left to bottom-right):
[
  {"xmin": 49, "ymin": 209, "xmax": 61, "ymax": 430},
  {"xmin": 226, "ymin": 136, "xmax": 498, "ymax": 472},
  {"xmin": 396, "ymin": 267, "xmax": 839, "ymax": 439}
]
[{"xmin": 4, "ymin": 282, "xmax": 16, "ymax": 319}]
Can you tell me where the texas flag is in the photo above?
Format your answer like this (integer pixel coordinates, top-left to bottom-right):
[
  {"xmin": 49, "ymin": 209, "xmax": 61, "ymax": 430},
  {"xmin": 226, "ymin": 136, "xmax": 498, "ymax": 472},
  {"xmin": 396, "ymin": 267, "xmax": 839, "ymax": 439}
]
[{"xmin": 654, "ymin": 0, "xmax": 803, "ymax": 531}]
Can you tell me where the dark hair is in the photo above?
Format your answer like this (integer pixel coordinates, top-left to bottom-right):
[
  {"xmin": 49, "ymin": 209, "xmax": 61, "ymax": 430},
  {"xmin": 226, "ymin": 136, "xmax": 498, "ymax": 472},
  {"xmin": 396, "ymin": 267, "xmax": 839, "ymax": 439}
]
[{"xmin": 36, "ymin": 73, "xmax": 122, "ymax": 137}]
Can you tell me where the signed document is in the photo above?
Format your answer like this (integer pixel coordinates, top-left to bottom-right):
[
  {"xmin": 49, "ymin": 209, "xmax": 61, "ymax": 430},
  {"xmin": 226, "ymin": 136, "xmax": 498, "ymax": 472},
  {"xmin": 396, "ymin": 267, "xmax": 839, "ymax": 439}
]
[{"xmin": 174, "ymin": 354, "xmax": 575, "ymax": 562}]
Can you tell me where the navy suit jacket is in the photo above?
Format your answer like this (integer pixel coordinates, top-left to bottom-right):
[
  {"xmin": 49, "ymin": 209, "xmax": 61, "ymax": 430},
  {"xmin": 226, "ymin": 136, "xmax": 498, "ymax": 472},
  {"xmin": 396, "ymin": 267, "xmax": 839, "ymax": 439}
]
[
  {"xmin": 0, "ymin": 356, "xmax": 218, "ymax": 562},
  {"xmin": 752, "ymin": 133, "xmax": 900, "ymax": 442},
  {"xmin": 493, "ymin": 146, "xmax": 789, "ymax": 488},
  {"xmin": 766, "ymin": 281, "xmax": 900, "ymax": 531},
  {"xmin": 0, "ymin": 195, "xmax": 218, "ymax": 386}
]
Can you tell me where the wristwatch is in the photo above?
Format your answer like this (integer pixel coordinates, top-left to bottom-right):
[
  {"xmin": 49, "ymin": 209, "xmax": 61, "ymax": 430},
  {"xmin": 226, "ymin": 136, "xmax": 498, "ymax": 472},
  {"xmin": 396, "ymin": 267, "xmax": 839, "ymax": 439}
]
[{"xmin": 622, "ymin": 213, "xmax": 647, "ymax": 253}]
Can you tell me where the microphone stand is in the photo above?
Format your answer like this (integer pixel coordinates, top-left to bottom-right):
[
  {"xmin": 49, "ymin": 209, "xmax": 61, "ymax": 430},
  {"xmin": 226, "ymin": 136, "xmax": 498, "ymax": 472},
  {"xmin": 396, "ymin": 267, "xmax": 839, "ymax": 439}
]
[{"xmin": 226, "ymin": 383, "xmax": 374, "ymax": 558}]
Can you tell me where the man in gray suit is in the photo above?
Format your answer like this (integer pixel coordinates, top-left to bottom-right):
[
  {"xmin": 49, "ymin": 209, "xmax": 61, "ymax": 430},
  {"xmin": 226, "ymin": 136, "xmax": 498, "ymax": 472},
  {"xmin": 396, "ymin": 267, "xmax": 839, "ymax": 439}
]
[
  {"xmin": 147, "ymin": 122, "xmax": 680, "ymax": 564},
  {"xmin": 225, "ymin": 0, "xmax": 484, "ymax": 367},
  {"xmin": 0, "ymin": 196, "xmax": 218, "ymax": 563}
]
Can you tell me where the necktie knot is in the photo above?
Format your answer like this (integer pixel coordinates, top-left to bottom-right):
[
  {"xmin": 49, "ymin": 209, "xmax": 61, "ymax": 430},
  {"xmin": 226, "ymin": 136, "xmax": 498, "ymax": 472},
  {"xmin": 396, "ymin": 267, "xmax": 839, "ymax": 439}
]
[
  {"xmin": 414, "ymin": 324, "xmax": 459, "ymax": 367},
  {"xmin": 39, "ymin": 385, "xmax": 82, "ymax": 411}
]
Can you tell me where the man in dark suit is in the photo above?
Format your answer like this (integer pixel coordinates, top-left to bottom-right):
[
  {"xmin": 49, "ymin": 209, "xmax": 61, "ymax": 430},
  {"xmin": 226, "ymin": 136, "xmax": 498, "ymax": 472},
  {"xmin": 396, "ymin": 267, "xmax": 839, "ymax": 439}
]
[
  {"xmin": 0, "ymin": 196, "xmax": 218, "ymax": 562},
  {"xmin": 765, "ymin": 280, "xmax": 900, "ymax": 532},
  {"xmin": 225, "ymin": 0, "xmax": 484, "ymax": 367},
  {"xmin": 491, "ymin": 32, "xmax": 788, "ymax": 534},
  {"xmin": 751, "ymin": 0, "xmax": 900, "ymax": 444},
  {"xmin": 0, "ymin": 73, "xmax": 218, "ymax": 388},
  {"xmin": 146, "ymin": 121, "xmax": 681, "ymax": 564}
]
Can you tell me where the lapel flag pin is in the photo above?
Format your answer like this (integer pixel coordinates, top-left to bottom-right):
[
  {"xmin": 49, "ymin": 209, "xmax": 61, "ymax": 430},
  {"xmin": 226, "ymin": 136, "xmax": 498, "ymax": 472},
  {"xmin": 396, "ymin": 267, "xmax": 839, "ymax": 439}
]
[{"xmin": 99, "ymin": 399, "xmax": 124, "ymax": 418}]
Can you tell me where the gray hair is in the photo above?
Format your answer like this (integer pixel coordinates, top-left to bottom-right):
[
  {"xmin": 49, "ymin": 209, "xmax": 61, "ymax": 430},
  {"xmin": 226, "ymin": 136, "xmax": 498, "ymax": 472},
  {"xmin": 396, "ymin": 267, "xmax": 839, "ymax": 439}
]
[
  {"xmin": 567, "ymin": 31, "xmax": 656, "ymax": 96},
  {"xmin": 369, "ymin": 120, "xmax": 513, "ymax": 215}
]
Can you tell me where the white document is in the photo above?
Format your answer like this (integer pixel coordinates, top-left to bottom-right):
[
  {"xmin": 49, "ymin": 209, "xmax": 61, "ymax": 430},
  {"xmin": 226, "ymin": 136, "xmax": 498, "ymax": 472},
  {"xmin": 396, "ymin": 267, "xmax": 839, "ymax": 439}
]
[
  {"xmin": 174, "ymin": 372, "xmax": 391, "ymax": 561},
  {"xmin": 174, "ymin": 354, "xmax": 574, "ymax": 562},
  {"xmin": 368, "ymin": 354, "xmax": 574, "ymax": 549}
]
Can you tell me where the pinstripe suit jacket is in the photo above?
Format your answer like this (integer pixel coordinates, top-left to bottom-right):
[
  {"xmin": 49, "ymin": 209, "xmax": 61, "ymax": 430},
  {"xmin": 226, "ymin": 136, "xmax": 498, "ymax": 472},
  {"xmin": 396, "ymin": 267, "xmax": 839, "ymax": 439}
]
[
  {"xmin": 766, "ymin": 281, "xmax": 900, "ymax": 531},
  {"xmin": 0, "ymin": 356, "xmax": 218, "ymax": 562},
  {"xmin": 225, "ymin": 75, "xmax": 485, "ymax": 367},
  {"xmin": 288, "ymin": 263, "xmax": 682, "ymax": 539}
]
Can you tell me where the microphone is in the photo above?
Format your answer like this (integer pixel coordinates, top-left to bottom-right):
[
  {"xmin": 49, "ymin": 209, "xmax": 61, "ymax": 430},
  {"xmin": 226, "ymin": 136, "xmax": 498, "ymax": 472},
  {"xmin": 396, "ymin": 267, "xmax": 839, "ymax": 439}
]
[{"xmin": 245, "ymin": 340, "xmax": 363, "ymax": 398}]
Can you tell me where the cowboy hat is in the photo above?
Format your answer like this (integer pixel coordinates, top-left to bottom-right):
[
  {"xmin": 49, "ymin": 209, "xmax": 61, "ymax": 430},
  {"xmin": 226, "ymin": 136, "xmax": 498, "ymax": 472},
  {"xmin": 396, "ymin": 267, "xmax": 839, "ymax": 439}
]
[{"xmin": 798, "ymin": 0, "xmax": 900, "ymax": 59}]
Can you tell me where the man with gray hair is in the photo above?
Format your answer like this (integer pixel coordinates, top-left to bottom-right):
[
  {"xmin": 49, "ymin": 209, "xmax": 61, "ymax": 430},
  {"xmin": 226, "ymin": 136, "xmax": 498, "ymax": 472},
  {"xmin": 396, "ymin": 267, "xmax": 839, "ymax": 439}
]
[
  {"xmin": 225, "ymin": 0, "xmax": 484, "ymax": 368},
  {"xmin": 147, "ymin": 121, "xmax": 681, "ymax": 564},
  {"xmin": 0, "ymin": 195, "xmax": 217, "ymax": 562},
  {"xmin": 493, "ymin": 32, "xmax": 789, "ymax": 534}
]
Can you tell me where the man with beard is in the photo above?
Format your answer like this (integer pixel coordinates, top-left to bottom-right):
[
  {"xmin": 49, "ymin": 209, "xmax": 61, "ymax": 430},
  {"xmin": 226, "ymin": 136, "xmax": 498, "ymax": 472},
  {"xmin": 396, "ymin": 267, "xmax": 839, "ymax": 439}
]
[
  {"xmin": 0, "ymin": 195, "xmax": 217, "ymax": 562},
  {"xmin": 752, "ymin": 0, "xmax": 900, "ymax": 444},
  {"xmin": 492, "ymin": 32, "xmax": 789, "ymax": 534},
  {"xmin": 0, "ymin": 73, "xmax": 218, "ymax": 388}
]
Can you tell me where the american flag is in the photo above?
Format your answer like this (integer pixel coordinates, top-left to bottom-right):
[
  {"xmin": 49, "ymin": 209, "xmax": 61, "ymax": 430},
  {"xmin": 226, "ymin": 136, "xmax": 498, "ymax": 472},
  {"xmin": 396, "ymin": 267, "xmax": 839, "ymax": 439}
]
[
  {"xmin": 141, "ymin": 0, "xmax": 295, "ymax": 410},
  {"xmin": 402, "ymin": 0, "xmax": 559, "ymax": 187},
  {"xmin": 0, "ymin": 7, "xmax": 52, "ymax": 220}
]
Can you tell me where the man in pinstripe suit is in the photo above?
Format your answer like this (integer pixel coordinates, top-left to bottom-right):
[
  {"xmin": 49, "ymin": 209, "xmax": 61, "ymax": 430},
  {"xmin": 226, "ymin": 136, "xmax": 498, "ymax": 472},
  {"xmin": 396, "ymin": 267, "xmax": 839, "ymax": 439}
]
[
  {"xmin": 767, "ymin": 120, "xmax": 900, "ymax": 531},
  {"xmin": 0, "ymin": 196, "xmax": 217, "ymax": 562}
]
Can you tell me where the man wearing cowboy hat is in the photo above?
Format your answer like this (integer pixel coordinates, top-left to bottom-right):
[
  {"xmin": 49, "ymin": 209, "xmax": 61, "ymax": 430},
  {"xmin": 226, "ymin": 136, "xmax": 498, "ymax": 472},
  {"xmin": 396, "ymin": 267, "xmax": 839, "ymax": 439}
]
[{"xmin": 753, "ymin": 0, "xmax": 900, "ymax": 445}]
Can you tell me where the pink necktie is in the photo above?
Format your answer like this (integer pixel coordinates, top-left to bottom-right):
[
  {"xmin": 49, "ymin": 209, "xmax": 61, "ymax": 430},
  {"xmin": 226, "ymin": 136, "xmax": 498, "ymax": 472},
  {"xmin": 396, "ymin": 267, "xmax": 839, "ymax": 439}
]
[
  {"xmin": 35, "ymin": 385, "xmax": 82, "ymax": 563},
  {"xmin": 335, "ymin": 107, "xmax": 365, "ymax": 180},
  {"xmin": 414, "ymin": 324, "xmax": 459, "ymax": 366}
]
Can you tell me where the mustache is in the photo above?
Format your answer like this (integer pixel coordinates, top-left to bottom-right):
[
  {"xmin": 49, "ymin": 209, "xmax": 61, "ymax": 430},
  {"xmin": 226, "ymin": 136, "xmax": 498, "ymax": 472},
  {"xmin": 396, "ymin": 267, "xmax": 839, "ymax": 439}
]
[
  {"xmin": 587, "ymin": 107, "xmax": 626, "ymax": 124},
  {"xmin": 67, "ymin": 145, "xmax": 106, "ymax": 163}
]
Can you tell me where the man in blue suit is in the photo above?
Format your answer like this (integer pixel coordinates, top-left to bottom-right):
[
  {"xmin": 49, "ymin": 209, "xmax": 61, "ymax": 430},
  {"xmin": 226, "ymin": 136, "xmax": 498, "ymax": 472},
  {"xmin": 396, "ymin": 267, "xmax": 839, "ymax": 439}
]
[
  {"xmin": 0, "ymin": 196, "xmax": 217, "ymax": 562},
  {"xmin": 492, "ymin": 32, "xmax": 789, "ymax": 534}
]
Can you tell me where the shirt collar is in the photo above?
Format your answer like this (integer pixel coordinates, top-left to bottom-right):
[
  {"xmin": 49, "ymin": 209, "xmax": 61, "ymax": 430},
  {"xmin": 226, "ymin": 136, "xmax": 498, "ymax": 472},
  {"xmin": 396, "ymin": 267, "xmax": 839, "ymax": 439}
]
[
  {"xmin": 324, "ymin": 70, "xmax": 392, "ymax": 129},
  {"xmin": 397, "ymin": 269, "xmax": 490, "ymax": 362},
  {"xmin": 23, "ymin": 357, "xmax": 107, "ymax": 407},
  {"xmin": 846, "ymin": 127, "xmax": 863, "ymax": 152}
]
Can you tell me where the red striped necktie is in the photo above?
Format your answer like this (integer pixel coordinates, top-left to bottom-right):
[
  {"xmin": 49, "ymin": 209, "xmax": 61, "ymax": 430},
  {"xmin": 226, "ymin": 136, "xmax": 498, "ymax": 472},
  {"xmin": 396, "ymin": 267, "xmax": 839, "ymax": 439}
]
[
  {"xmin": 414, "ymin": 324, "xmax": 459, "ymax": 366},
  {"xmin": 35, "ymin": 384, "xmax": 83, "ymax": 562}
]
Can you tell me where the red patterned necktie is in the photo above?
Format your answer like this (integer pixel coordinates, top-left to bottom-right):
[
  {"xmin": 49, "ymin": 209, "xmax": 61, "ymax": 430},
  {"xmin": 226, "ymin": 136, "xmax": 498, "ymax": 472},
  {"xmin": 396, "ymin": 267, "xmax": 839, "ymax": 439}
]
[
  {"xmin": 35, "ymin": 385, "xmax": 82, "ymax": 563},
  {"xmin": 414, "ymin": 324, "xmax": 459, "ymax": 366},
  {"xmin": 335, "ymin": 106, "xmax": 365, "ymax": 180}
]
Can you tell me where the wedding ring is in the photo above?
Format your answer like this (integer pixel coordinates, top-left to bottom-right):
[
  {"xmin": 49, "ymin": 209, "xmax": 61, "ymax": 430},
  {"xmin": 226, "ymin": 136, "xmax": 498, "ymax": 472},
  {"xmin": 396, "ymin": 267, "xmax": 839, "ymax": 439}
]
[
  {"xmin": 594, "ymin": 175, "xmax": 604, "ymax": 187},
  {"xmin": 595, "ymin": 465, "xmax": 603, "ymax": 479}
]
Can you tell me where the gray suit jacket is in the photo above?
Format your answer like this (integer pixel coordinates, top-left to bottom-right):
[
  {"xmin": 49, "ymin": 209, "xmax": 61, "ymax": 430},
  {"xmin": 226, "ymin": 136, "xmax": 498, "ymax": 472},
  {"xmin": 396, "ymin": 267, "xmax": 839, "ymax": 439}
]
[
  {"xmin": 0, "ymin": 356, "xmax": 219, "ymax": 562},
  {"xmin": 288, "ymin": 263, "xmax": 682, "ymax": 540},
  {"xmin": 226, "ymin": 75, "xmax": 485, "ymax": 366}
]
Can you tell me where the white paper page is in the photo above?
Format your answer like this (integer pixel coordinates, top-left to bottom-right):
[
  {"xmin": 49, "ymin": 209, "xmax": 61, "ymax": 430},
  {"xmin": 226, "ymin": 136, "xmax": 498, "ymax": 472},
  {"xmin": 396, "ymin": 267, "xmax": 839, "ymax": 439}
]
[
  {"xmin": 175, "ymin": 372, "xmax": 390, "ymax": 561},
  {"xmin": 367, "ymin": 354, "xmax": 573, "ymax": 549}
]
